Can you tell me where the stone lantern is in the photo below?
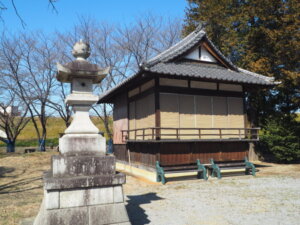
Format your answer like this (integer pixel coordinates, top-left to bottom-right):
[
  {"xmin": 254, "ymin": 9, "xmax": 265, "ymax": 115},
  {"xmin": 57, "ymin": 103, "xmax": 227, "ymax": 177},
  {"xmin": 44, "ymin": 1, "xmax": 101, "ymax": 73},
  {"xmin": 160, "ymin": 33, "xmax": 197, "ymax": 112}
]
[
  {"xmin": 56, "ymin": 40, "xmax": 108, "ymax": 154},
  {"xmin": 33, "ymin": 41, "xmax": 130, "ymax": 225}
]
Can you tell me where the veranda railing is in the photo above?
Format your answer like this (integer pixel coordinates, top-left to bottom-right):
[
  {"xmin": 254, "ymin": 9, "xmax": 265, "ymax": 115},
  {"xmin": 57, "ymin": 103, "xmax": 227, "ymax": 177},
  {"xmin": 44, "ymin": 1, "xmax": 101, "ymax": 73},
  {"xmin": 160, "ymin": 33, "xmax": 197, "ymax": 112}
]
[{"xmin": 121, "ymin": 127, "xmax": 260, "ymax": 142}]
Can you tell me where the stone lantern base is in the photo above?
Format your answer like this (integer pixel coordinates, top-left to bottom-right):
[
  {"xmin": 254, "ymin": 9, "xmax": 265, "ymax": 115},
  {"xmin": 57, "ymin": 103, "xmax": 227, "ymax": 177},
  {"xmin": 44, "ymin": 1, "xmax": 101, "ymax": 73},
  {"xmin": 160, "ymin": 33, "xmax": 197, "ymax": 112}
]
[{"xmin": 33, "ymin": 154, "xmax": 130, "ymax": 225}]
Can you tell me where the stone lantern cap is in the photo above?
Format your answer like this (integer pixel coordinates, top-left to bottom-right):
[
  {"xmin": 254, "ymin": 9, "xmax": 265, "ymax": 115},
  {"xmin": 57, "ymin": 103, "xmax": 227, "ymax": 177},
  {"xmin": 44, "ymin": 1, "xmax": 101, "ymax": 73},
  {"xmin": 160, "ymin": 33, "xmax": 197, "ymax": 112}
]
[{"xmin": 56, "ymin": 40, "xmax": 109, "ymax": 83}]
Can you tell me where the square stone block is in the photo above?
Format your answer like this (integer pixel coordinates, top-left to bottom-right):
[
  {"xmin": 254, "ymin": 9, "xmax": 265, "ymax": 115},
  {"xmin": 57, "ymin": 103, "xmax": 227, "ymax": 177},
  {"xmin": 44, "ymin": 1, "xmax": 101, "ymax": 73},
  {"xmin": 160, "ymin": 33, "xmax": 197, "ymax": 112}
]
[
  {"xmin": 87, "ymin": 187, "xmax": 114, "ymax": 206},
  {"xmin": 89, "ymin": 203, "xmax": 129, "ymax": 225},
  {"xmin": 113, "ymin": 185, "xmax": 124, "ymax": 203},
  {"xmin": 52, "ymin": 154, "xmax": 116, "ymax": 177},
  {"xmin": 48, "ymin": 207, "xmax": 88, "ymax": 225},
  {"xmin": 45, "ymin": 190, "xmax": 60, "ymax": 209},
  {"xmin": 59, "ymin": 134, "xmax": 106, "ymax": 154},
  {"xmin": 60, "ymin": 189, "xmax": 86, "ymax": 208},
  {"xmin": 44, "ymin": 171, "xmax": 126, "ymax": 190}
]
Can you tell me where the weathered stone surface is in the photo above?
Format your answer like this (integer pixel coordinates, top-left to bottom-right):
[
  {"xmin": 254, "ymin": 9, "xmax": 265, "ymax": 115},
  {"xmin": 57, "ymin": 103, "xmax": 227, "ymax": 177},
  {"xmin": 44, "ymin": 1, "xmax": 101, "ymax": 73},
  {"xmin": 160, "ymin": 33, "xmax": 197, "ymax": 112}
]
[
  {"xmin": 52, "ymin": 154, "xmax": 115, "ymax": 177},
  {"xmin": 45, "ymin": 189, "xmax": 59, "ymax": 209},
  {"xmin": 60, "ymin": 189, "xmax": 86, "ymax": 208},
  {"xmin": 87, "ymin": 187, "xmax": 114, "ymax": 206},
  {"xmin": 34, "ymin": 202, "xmax": 129, "ymax": 225},
  {"xmin": 34, "ymin": 198, "xmax": 88, "ymax": 225},
  {"xmin": 48, "ymin": 207, "xmax": 88, "ymax": 225},
  {"xmin": 59, "ymin": 134, "xmax": 106, "ymax": 154},
  {"xmin": 113, "ymin": 185, "xmax": 124, "ymax": 203},
  {"xmin": 89, "ymin": 203, "xmax": 130, "ymax": 225},
  {"xmin": 44, "ymin": 171, "xmax": 126, "ymax": 191}
]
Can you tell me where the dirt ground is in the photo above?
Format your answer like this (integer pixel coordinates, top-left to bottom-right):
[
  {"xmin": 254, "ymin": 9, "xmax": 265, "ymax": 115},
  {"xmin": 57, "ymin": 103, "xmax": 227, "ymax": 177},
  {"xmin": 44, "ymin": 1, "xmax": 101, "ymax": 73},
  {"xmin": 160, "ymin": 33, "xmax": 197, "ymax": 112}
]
[{"xmin": 0, "ymin": 151, "xmax": 300, "ymax": 225}]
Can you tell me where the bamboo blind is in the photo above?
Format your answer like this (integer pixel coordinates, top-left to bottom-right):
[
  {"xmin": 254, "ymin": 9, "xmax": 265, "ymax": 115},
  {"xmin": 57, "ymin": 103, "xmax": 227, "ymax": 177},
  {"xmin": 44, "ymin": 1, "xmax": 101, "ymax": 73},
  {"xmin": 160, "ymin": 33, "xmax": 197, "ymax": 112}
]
[
  {"xmin": 228, "ymin": 97, "xmax": 245, "ymax": 137},
  {"xmin": 129, "ymin": 94, "xmax": 155, "ymax": 140},
  {"xmin": 143, "ymin": 94, "xmax": 155, "ymax": 139},
  {"xmin": 128, "ymin": 92, "xmax": 246, "ymax": 140},
  {"xmin": 213, "ymin": 97, "xmax": 228, "ymax": 137},
  {"xmin": 179, "ymin": 95, "xmax": 197, "ymax": 139},
  {"xmin": 160, "ymin": 93, "xmax": 179, "ymax": 138},
  {"xmin": 195, "ymin": 96, "xmax": 214, "ymax": 138}
]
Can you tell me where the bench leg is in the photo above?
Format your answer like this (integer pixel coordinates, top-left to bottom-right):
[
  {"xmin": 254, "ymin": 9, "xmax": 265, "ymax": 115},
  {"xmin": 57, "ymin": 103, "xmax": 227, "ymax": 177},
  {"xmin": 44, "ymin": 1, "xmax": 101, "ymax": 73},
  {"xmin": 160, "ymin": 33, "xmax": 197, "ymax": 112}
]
[
  {"xmin": 212, "ymin": 168, "xmax": 221, "ymax": 179},
  {"xmin": 245, "ymin": 157, "xmax": 256, "ymax": 176},
  {"xmin": 197, "ymin": 170, "xmax": 208, "ymax": 180},
  {"xmin": 210, "ymin": 159, "xmax": 221, "ymax": 179},
  {"xmin": 157, "ymin": 173, "xmax": 166, "ymax": 184},
  {"xmin": 156, "ymin": 161, "xmax": 166, "ymax": 184},
  {"xmin": 245, "ymin": 165, "xmax": 256, "ymax": 176},
  {"xmin": 196, "ymin": 159, "xmax": 208, "ymax": 180}
]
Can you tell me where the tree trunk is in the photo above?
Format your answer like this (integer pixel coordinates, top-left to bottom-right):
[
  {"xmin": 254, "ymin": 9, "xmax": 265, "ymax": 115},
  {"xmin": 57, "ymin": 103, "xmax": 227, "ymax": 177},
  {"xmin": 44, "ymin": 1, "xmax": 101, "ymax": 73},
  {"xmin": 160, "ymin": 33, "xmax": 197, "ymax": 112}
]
[
  {"xmin": 6, "ymin": 140, "xmax": 15, "ymax": 153},
  {"xmin": 38, "ymin": 138, "xmax": 46, "ymax": 152}
]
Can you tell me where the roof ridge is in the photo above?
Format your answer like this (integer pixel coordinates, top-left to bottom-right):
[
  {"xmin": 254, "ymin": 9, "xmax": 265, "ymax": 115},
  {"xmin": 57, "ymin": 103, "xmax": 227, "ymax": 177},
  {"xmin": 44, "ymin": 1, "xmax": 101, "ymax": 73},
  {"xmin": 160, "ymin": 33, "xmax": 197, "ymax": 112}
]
[
  {"xmin": 145, "ymin": 26, "xmax": 206, "ymax": 67},
  {"xmin": 144, "ymin": 23, "xmax": 238, "ymax": 71}
]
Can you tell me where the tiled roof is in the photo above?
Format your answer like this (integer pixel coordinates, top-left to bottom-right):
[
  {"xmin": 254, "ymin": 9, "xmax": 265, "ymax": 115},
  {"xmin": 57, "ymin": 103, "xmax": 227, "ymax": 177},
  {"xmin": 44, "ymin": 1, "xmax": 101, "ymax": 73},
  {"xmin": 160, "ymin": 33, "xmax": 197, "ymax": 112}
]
[
  {"xmin": 147, "ymin": 62, "xmax": 274, "ymax": 85},
  {"xmin": 145, "ymin": 24, "xmax": 236, "ymax": 69},
  {"xmin": 98, "ymin": 24, "xmax": 276, "ymax": 103}
]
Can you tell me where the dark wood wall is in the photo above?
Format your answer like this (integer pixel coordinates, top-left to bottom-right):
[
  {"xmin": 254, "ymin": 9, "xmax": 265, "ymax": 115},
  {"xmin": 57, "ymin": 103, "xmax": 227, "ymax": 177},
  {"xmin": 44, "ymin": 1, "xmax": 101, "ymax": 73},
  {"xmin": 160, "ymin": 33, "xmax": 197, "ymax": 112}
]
[
  {"xmin": 113, "ymin": 93, "xmax": 128, "ymax": 144},
  {"xmin": 114, "ymin": 141, "xmax": 249, "ymax": 168}
]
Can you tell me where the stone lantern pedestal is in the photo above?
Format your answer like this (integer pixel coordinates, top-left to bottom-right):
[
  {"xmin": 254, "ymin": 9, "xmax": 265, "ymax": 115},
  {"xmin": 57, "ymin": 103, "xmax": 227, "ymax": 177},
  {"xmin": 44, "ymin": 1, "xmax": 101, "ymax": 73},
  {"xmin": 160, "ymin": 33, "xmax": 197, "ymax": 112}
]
[{"xmin": 33, "ymin": 41, "xmax": 130, "ymax": 225}]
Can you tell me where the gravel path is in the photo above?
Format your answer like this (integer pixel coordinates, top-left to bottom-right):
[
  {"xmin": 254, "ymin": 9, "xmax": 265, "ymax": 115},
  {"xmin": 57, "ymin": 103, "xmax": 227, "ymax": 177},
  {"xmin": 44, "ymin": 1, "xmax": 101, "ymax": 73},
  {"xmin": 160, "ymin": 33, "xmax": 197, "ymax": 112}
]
[{"xmin": 124, "ymin": 174, "xmax": 300, "ymax": 225}]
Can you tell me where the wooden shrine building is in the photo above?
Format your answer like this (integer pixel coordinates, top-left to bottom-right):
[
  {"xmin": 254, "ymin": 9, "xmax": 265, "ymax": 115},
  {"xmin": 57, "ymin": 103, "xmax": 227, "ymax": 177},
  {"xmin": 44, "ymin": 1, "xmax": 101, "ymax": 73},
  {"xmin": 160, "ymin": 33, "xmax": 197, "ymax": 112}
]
[{"xmin": 98, "ymin": 24, "xmax": 275, "ymax": 181}]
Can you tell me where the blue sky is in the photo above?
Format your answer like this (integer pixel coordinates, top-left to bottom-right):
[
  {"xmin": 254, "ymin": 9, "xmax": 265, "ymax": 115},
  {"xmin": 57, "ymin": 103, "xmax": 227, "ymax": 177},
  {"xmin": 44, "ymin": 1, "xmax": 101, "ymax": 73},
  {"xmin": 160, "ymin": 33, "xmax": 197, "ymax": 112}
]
[{"xmin": 0, "ymin": 0, "xmax": 187, "ymax": 33}]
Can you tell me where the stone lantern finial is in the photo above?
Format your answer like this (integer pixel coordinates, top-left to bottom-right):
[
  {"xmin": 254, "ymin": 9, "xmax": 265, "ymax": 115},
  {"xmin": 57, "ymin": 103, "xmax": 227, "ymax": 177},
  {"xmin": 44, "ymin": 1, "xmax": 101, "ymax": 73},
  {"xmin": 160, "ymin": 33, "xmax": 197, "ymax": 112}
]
[{"xmin": 72, "ymin": 39, "xmax": 91, "ymax": 60}]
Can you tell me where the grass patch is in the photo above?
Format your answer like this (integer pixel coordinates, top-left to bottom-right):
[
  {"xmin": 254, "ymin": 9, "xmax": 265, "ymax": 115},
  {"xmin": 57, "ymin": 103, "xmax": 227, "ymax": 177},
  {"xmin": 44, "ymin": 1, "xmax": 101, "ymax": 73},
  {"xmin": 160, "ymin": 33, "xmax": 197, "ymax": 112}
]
[
  {"xmin": 0, "ymin": 151, "xmax": 56, "ymax": 225},
  {"xmin": 18, "ymin": 116, "xmax": 112, "ymax": 140},
  {"xmin": 0, "ymin": 116, "xmax": 113, "ymax": 148}
]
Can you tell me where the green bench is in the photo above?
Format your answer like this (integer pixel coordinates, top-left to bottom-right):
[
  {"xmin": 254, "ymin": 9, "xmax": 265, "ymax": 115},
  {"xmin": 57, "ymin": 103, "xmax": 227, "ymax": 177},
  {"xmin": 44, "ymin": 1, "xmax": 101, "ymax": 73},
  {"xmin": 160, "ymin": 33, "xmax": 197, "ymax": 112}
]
[
  {"xmin": 156, "ymin": 159, "xmax": 207, "ymax": 184},
  {"xmin": 209, "ymin": 157, "xmax": 256, "ymax": 179}
]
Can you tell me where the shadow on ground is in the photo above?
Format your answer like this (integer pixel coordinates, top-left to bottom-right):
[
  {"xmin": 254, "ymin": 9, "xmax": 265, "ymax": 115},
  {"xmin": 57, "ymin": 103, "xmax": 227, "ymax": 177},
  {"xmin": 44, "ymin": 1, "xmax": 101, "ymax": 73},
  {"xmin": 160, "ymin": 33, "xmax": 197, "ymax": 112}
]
[
  {"xmin": 0, "ymin": 176, "xmax": 42, "ymax": 194},
  {"xmin": 126, "ymin": 192, "xmax": 164, "ymax": 225},
  {"xmin": 0, "ymin": 166, "xmax": 15, "ymax": 177}
]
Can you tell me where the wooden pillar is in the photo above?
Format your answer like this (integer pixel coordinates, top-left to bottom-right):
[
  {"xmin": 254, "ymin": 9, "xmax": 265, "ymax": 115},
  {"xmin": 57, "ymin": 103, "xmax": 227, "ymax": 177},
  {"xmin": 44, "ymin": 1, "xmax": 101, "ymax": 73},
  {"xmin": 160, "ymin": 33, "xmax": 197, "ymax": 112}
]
[
  {"xmin": 242, "ymin": 86, "xmax": 249, "ymax": 132},
  {"xmin": 154, "ymin": 76, "xmax": 161, "ymax": 140}
]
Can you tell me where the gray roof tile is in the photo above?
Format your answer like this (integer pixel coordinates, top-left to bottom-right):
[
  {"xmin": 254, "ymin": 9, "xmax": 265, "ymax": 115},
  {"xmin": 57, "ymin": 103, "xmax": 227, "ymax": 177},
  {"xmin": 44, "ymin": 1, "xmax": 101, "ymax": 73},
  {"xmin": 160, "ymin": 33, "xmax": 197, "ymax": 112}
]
[{"xmin": 148, "ymin": 62, "xmax": 274, "ymax": 85}]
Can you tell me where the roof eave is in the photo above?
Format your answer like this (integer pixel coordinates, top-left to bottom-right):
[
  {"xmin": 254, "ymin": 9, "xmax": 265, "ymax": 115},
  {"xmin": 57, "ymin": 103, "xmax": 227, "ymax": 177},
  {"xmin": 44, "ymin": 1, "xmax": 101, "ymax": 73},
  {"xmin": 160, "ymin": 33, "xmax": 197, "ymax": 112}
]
[{"xmin": 97, "ymin": 68, "xmax": 146, "ymax": 104}]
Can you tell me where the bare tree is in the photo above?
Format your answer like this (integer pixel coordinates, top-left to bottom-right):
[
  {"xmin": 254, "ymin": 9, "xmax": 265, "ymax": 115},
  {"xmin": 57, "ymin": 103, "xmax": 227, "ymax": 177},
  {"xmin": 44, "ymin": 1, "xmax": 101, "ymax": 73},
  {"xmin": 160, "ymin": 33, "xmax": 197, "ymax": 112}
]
[
  {"xmin": 45, "ymin": 35, "xmax": 73, "ymax": 128},
  {"xmin": 116, "ymin": 14, "xmax": 182, "ymax": 69},
  {"xmin": 0, "ymin": 32, "xmax": 57, "ymax": 151},
  {"xmin": 0, "ymin": 0, "xmax": 57, "ymax": 28},
  {"xmin": 0, "ymin": 98, "xmax": 30, "ymax": 152},
  {"xmin": 54, "ymin": 14, "xmax": 182, "ymax": 139},
  {"xmin": 0, "ymin": 87, "xmax": 30, "ymax": 152},
  {"xmin": 47, "ymin": 82, "xmax": 72, "ymax": 128}
]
